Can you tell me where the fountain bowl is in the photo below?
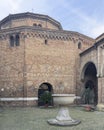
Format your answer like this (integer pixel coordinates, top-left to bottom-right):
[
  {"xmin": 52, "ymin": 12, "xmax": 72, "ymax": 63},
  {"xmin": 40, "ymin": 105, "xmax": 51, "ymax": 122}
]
[{"xmin": 52, "ymin": 94, "xmax": 79, "ymax": 105}]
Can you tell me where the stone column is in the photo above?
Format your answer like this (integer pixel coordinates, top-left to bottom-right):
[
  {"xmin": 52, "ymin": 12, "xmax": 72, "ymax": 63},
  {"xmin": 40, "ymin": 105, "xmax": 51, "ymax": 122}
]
[
  {"xmin": 97, "ymin": 46, "xmax": 101, "ymax": 77},
  {"xmin": 97, "ymin": 46, "xmax": 102, "ymax": 104},
  {"xmin": 102, "ymin": 46, "xmax": 104, "ymax": 76},
  {"xmin": 98, "ymin": 78, "xmax": 102, "ymax": 103},
  {"xmin": 97, "ymin": 45, "xmax": 104, "ymax": 104}
]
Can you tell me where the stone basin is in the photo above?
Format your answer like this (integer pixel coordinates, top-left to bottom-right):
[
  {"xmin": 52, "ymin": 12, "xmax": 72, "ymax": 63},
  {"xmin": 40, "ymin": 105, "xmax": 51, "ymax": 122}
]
[{"xmin": 52, "ymin": 94, "xmax": 76, "ymax": 105}]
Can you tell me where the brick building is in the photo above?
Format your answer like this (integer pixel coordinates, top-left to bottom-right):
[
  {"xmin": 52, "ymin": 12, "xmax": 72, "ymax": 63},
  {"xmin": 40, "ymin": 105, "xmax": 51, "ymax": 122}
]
[{"xmin": 0, "ymin": 12, "xmax": 103, "ymax": 106}]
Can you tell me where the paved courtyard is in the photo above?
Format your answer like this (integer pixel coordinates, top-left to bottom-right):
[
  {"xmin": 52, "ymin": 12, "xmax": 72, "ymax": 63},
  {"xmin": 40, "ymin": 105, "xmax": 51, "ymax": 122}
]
[{"xmin": 0, "ymin": 106, "xmax": 104, "ymax": 130}]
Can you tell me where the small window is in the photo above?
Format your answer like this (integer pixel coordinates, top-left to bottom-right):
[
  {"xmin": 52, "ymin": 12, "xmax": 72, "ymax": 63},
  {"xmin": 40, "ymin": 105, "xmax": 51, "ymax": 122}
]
[
  {"xmin": 33, "ymin": 23, "xmax": 37, "ymax": 27},
  {"xmin": 38, "ymin": 24, "xmax": 42, "ymax": 28},
  {"xmin": 15, "ymin": 34, "xmax": 20, "ymax": 46},
  {"xmin": 45, "ymin": 39, "xmax": 48, "ymax": 45},
  {"xmin": 10, "ymin": 36, "xmax": 14, "ymax": 47},
  {"xmin": 78, "ymin": 42, "xmax": 81, "ymax": 49}
]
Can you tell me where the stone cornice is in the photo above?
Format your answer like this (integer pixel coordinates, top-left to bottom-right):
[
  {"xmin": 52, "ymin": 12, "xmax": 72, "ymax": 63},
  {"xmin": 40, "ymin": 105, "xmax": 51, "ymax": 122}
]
[{"xmin": 0, "ymin": 26, "xmax": 95, "ymax": 43}]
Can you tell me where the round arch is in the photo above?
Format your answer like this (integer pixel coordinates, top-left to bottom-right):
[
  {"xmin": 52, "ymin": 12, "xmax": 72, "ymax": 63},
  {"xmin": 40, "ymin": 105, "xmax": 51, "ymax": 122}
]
[
  {"xmin": 38, "ymin": 82, "xmax": 53, "ymax": 106},
  {"xmin": 81, "ymin": 62, "xmax": 98, "ymax": 105},
  {"xmin": 81, "ymin": 61, "xmax": 97, "ymax": 81}
]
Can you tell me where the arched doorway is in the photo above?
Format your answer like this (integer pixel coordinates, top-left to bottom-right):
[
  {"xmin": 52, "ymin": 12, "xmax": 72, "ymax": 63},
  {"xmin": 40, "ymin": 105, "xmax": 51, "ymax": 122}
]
[
  {"xmin": 81, "ymin": 62, "xmax": 98, "ymax": 105},
  {"xmin": 38, "ymin": 82, "xmax": 53, "ymax": 106}
]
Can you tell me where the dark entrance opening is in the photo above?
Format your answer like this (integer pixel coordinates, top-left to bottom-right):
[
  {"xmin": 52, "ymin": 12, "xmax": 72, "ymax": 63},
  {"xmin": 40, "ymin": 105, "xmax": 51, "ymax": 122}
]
[
  {"xmin": 38, "ymin": 82, "xmax": 53, "ymax": 106},
  {"xmin": 81, "ymin": 62, "xmax": 98, "ymax": 105},
  {"xmin": 84, "ymin": 80, "xmax": 95, "ymax": 104}
]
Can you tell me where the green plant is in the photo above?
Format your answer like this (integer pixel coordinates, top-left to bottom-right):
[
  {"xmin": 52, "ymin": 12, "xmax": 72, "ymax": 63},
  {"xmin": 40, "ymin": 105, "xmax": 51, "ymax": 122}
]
[
  {"xmin": 40, "ymin": 91, "xmax": 52, "ymax": 105},
  {"xmin": 81, "ymin": 87, "xmax": 95, "ymax": 104}
]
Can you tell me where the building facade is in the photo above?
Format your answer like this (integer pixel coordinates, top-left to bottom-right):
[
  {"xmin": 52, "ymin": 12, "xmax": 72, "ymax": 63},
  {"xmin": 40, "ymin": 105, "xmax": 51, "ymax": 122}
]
[{"xmin": 0, "ymin": 12, "xmax": 103, "ymax": 106}]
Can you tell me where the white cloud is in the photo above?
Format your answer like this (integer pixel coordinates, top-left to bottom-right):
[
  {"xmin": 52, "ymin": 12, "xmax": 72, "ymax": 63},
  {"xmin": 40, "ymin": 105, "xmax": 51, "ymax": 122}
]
[
  {"xmin": 7, "ymin": 0, "xmax": 22, "ymax": 13},
  {"xmin": 75, "ymin": 11, "xmax": 104, "ymax": 38},
  {"xmin": 90, "ymin": 24, "xmax": 104, "ymax": 38},
  {"xmin": 0, "ymin": 0, "xmax": 23, "ymax": 19},
  {"xmin": 18, "ymin": 0, "xmax": 50, "ymax": 13},
  {"xmin": 58, "ymin": 1, "xmax": 104, "ymax": 38}
]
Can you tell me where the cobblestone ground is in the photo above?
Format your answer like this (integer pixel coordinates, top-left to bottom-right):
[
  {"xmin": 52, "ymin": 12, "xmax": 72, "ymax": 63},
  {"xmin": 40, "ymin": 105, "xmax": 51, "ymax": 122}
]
[{"xmin": 0, "ymin": 106, "xmax": 104, "ymax": 130}]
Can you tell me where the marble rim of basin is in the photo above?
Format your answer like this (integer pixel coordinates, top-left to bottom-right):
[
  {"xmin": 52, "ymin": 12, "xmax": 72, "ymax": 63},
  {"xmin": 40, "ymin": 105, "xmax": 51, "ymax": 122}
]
[{"xmin": 52, "ymin": 94, "xmax": 79, "ymax": 105}]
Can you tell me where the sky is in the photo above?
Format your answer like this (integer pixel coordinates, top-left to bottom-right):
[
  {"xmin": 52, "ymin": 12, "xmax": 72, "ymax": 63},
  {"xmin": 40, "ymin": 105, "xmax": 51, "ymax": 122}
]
[{"xmin": 0, "ymin": 0, "xmax": 104, "ymax": 38}]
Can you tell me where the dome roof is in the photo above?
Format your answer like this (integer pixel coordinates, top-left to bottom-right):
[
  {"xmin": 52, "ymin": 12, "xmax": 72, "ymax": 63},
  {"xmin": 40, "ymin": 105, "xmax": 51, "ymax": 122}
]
[{"xmin": 0, "ymin": 12, "xmax": 62, "ymax": 30}]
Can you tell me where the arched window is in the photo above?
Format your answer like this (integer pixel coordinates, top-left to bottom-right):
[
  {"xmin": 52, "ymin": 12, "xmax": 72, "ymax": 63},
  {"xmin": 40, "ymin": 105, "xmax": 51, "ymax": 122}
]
[
  {"xmin": 15, "ymin": 34, "xmax": 20, "ymax": 46},
  {"xmin": 38, "ymin": 24, "xmax": 42, "ymax": 28},
  {"xmin": 78, "ymin": 42, "xmax": 82, "ymax": 49},
  {"xmin": 33, "ymin": 23, "xmax": 37, "ymax": 27},
  {"xmin": 10, "ymin": 35, "xmax": 14, "ymax": 47}
]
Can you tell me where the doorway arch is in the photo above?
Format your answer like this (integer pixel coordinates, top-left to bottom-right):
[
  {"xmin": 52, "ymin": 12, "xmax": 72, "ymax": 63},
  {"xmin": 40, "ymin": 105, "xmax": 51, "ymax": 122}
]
[
  {"xmin": 38, "ymin": 82, "xmax": 53, "ymax": 106},
  {"xmin": 81, "ymin": 62, "xmax": 98, "ymax": 105}
]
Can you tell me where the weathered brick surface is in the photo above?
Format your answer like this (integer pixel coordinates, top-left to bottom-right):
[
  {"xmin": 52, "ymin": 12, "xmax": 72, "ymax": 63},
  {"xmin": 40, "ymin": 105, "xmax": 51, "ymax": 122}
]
[
  {"xmin": 25, "ymin": 37, "xmax": 76, "ymax": 96},
  {"xmin": 0, "ymin": 13, "xmax": 95, "ymax": 106},
  {"xmin": 0, "ymin": 37, "xmax": 24, "ymax": 98}
]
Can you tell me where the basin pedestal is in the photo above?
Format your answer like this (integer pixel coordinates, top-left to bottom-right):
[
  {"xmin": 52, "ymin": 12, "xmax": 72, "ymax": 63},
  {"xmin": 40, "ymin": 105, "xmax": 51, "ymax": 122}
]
[{"xmin": 47, "ymin": 94, "xmax": 81, "ymax": 126}]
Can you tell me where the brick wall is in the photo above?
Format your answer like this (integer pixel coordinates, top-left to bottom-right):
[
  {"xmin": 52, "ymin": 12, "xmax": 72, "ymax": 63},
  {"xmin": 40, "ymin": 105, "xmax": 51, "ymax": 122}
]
[
  {"xmin": 0, "ymin": 13, "xmax": 95, "ymax": 106},
  {"xmin": 0, "ymin": 36, "xmax": 25, "ymax": 98},
  {"xmin": 25, "ymin": 37, "xmax": 76, "ymax": 96}
]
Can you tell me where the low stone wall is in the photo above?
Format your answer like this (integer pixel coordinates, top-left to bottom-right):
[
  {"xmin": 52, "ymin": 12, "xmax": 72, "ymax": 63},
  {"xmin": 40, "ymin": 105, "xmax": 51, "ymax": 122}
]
[{"xmin": 0, "ymin": 97, "xmax": 38, "ymax": 107}]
